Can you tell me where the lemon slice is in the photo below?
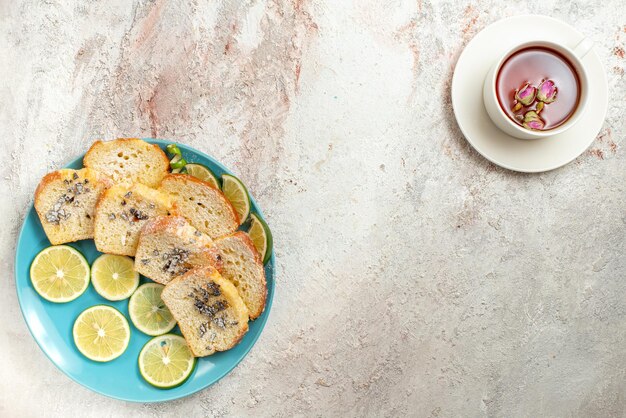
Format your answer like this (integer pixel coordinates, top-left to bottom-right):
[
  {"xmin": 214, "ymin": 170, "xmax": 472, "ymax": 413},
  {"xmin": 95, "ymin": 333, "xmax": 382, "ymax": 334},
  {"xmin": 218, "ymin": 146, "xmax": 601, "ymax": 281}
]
[
  {"xmin": 129, "ymin": 283, "xmax": 177, "ymax": 336},
  {"xmin": 73, "ymin": 305, "xmax": 130, "ymax": 362},
  {"xmin": 185, "ymin": 163, "xmax": 219, "ymax": 189},
  {"xmin": 221, "ymin": 174, "xmax": 250, "ymax": 224},
  {"xmin": 91, "ymin": 254, "xmax": 140, "ymax": 301},
  {"xmin": 248, "ymin": 213, "xmax": 273, "ymax": 264},
  {"xmin": 30, "ymin": 245, "xmax": 90, "ymax": 303},
  {"xmin": 138, "ymin": 334, "xmax": 196, "ymax": 388}
]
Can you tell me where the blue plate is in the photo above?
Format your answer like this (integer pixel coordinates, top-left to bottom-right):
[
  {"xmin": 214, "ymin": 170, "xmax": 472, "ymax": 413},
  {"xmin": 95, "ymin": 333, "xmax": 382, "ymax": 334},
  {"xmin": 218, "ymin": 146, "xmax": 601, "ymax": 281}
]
[{"xmin": 14, "ymin": 139, "xmax": 274, "ymax": 402}]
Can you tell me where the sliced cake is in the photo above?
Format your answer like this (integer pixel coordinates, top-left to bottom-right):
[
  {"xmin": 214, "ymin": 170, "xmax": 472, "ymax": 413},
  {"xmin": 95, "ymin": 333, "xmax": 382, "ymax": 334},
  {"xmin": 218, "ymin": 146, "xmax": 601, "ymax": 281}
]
[
  {"xmin": 93, "ymin": 183, "xmax": 174, "ymax": 256},
  {"xmin": 214, "ymin": 232, "xmax": 266, "ymax": 319},
  {"xmin": 161, "ymin": 266, "xmax": 249, "ymax": 357},
  {"xmin": 83, "ymin": 138, "xmax": 169, "ymax": 187},
  {"xmin": 159, "ymin": 174, "xmax": 239, "ymax": 239},
  {"xmin": 34, "ymin": 168, "xmax": 112, "ymax": 245},
  {"xmin": 135, "ymin": 215, "xmax": 223, "ymax": 285}
]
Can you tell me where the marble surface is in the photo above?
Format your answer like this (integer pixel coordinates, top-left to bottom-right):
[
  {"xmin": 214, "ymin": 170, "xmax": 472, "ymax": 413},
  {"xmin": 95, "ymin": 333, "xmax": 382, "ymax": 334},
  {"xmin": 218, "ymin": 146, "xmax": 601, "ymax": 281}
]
[{"xmin": 1, "ymin": 1, "xmax": 625, "ymax": 416}]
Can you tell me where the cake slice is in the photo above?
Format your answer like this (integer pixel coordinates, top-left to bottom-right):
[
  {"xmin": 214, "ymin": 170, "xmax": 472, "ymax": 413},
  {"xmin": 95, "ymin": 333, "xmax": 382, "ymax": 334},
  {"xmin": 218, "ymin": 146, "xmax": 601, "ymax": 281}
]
[
  {"xmin": 135, "ymin": 216, "xmax": 223, "ymax": 285},
  {"xmin": 83, "ymin": 138, "xmax": 169, "ymax": 187},
  {"xmin": 159, "ymin": 174, "xmax": 239, "ymax": 239},
  {"xmin": 214, "ymin": 232, "xmax": 266, "ymax": 319},
  {"xmin": 34, "ymin": 168, "xmax": 112, "ymax": 245},
  {"xmin": 93, "ymin": 183, "xmax": 175, "ymax": 256},
  {"xmin": 161, "ymin": 266, "xmax": 249, "ymax": 357}
]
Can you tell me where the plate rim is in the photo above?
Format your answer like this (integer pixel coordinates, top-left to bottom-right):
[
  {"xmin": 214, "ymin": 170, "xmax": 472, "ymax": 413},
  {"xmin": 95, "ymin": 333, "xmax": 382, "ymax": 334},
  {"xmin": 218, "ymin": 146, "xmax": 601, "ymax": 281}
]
[
  {"xmin": 451, "ymin": 14, "xmax": 608, "ymax": 173},
  {"xmin": 14, "ymin": 138, "xmax": 275, "ymax": 403}
]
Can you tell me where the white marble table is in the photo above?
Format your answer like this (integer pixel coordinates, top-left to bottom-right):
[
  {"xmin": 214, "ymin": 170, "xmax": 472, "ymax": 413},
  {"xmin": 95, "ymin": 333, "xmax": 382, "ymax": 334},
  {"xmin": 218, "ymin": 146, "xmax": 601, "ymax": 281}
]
[{"xmin": 1, "ymin": 1, "xmax": 624, "ymax": 416}]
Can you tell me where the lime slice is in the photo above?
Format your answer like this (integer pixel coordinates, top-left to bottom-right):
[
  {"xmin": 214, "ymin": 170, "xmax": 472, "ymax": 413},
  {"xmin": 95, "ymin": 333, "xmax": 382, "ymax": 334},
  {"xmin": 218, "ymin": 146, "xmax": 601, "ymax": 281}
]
[
  {"xmin": 186, "ymin": 163, "xmax": 219, "ymax": 189},
  {"xmin": 138, "ymin": 334, "xmax": 196, "ymax": 388},
  {"xmin": 91, "ymin": 254, "xmax": 139, "ymax": 301},
  {"xmin": 129, "ymin": 283, "xmax": 177, "ymax": 336},
  {"xmin": 30, "ymin": 245, "xmax": 90, "ymax": 303},
  {"xmin": 248, "ymin": 213, "xmax": 273, "ymax": 264},
  {"xmin": 221, "ymin": 174, "xmax": 250, "ymax": 224},
  {"xmin": 73, "ymin": 305, "xmax": 130, "ymax": 362}
]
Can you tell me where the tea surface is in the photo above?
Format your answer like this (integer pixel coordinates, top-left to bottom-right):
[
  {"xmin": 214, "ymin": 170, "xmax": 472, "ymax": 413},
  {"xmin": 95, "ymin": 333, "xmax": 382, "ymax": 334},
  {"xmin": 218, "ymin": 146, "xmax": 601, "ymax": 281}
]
[{"xmin": 496, "ymin": 47, "xmax": 580, "ymax": 130}]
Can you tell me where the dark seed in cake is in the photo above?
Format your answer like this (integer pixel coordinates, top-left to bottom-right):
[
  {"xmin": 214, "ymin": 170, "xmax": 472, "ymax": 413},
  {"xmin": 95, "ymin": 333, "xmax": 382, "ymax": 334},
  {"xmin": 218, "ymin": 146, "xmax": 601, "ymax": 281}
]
[
  {"xmin": 194, "ymin": 299, "xmax": 228, "ymax": 317},
  {"xmin": 129, "ymin": 207, "xmax": 149, "ymax": 221},
  {"xmin": 191, "ymin": 286, "xmax": 228, "ymax": 317},
  {"xmin": 161, "ymin": 248, "xmax": 190, "ymax": 275},
  {"xmin": 206, "ymin": 282, "xmax": 221, "ymax": 297},
  {"xmin": 45, "ymin": 196, "xmax": 72, "ymax": 224},
  {"xmin": 45, "ymin": 212, "xmax": 60, "ymax": 224},
  {"xmin": 199, "ymin": 322, "xmax": 208, "ymax": 337}
]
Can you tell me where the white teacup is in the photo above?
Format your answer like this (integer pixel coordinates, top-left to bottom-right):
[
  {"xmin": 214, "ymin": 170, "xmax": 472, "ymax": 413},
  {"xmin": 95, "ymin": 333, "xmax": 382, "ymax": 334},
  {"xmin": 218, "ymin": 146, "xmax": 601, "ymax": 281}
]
[{"xmin": 483, "ymin": 39, "xmax": 593, "ymax": 140}]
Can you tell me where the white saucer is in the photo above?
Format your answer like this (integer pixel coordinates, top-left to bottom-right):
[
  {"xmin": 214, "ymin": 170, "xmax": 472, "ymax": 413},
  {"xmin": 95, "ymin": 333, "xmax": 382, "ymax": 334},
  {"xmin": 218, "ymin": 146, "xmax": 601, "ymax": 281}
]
[{"xmin": 451, "ymin": 15, "xmax": 608, "ymax": 173}]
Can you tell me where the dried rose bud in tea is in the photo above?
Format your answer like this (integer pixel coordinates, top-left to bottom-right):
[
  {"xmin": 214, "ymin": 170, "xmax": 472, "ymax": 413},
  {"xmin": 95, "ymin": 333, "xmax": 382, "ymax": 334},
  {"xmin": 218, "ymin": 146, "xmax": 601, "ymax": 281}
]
[
  {"xmin": 512, "ymin": 82, "xmax": 537, "ymax": 112},
  {"xmin": 515, "ymin": 83, "xmax": 537, "ymax": 106},
  {"xmin": 537, "ymin": 79, "xmax": 557, "ymax": 103},
  {"xmin": 522, "ymin": 110, "xmax": 545, "ymax": 130}
]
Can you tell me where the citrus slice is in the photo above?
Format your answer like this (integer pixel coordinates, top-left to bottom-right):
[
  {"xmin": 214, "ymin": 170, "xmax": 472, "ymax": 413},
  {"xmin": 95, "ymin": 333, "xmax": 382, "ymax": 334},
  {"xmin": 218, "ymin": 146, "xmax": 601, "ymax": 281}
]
[
  {"xmin": 91, "ymin": 254, "xmax": 140, "ymax": 301},
  {"xmin": 221, "ymin": 174, "xmax": 250, "ymax": 224},
  {"xmin": 73, "ymin": 305, "xmax": 130, "ymax": 362},
  {"xmin": 129, "ymin": 283, "xmax": 177, "ymax": 336},
  {"xmin": 138, "ymin": 334, "xmax": 196, "ymax": 388},
  {"xmin": 185, "ymin": 163, "xmax": 219, "ymax": 189},
  {"xmin": 248, "ymin": 213, "xmax": 273, "ymax": 264},
  {"xmin": 30, "ymin": 245, "xmax": 90, "ymax": 303}
]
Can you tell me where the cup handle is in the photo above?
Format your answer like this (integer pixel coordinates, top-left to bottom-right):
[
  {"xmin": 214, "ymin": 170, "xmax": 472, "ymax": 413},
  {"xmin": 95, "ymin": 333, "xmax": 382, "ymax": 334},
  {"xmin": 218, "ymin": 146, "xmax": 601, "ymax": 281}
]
[{"xmin": 573, "ymin": 37, "xmax": 594, "ymax": 59}]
